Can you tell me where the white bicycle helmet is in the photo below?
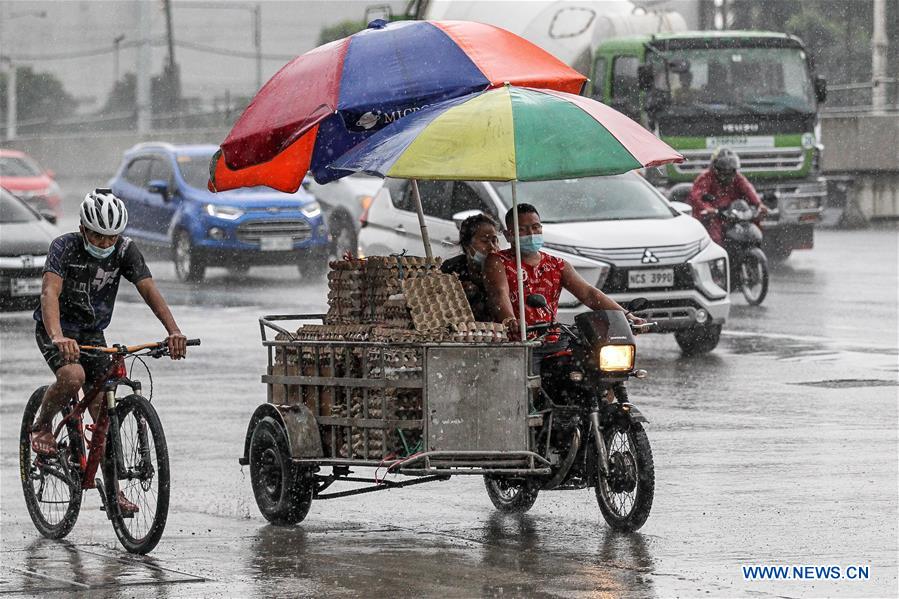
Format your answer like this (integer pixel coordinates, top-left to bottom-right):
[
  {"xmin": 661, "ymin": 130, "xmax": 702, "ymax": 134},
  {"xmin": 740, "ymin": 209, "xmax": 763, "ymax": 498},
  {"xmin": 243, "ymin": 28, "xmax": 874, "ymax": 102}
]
[{"xmin": 79, "ymin": 188, "xmax": 128, "ymax": 235}]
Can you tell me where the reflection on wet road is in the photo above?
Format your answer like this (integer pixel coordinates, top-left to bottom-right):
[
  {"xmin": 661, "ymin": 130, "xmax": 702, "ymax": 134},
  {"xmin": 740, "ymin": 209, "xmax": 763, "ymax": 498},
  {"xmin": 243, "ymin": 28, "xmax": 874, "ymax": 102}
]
[{"xmin": 1, "ymin": 228, "xmax": 896, "ymax": 597}]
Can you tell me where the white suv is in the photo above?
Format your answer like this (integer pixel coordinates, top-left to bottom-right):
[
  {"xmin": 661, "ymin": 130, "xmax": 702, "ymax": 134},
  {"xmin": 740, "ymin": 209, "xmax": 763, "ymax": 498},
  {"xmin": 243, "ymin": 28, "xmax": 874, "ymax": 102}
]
[{"xmin": 358, "ymin": 173, "xmax": 730, "ymax": 354}]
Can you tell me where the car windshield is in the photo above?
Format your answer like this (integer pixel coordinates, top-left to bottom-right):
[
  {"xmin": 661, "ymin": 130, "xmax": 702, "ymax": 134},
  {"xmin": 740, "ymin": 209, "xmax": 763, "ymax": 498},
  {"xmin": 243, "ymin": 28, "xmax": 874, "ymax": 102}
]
[
  {"xmin": 492, "ymin": 174, "xmax": 676, "ymax": 223},
  {"xmin": 0, "ymin": 155, "xmax": 43, "ymax": 177},
  {"xmin": 177, "ymin": 153, "xmax": 215, "ymax": 189},
  {"xmin": 0, "ymin": 190, "xmax": 39, "ymax": 223},
  {"xmin": 666, "ymin": 46, "xmax": 815, "ymax": 115}
]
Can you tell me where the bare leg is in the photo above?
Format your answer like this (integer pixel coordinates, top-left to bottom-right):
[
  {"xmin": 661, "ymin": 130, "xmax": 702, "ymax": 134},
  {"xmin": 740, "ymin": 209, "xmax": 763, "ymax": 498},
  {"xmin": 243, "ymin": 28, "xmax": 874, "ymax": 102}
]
[{"xmin": 34, "ymin": 364, "xmax": 85, "ymax": 429}]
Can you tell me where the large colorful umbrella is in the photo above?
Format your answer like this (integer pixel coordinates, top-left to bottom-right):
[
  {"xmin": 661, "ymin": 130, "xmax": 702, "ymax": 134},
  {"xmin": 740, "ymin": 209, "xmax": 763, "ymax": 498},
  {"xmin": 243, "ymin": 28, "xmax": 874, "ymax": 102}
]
[
  {"xmin": 330, "ymin": 85, "xmax": 684, "ymax": 339},
  {"xmin": 208, "ymin": 19, "xmax": 586, "ymax": 193}
]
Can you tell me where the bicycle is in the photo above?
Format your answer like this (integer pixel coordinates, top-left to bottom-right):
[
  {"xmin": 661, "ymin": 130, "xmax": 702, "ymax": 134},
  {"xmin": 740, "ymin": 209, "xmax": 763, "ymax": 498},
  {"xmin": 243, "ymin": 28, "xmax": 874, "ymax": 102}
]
[{"xmin": 19, "ymin": 338, "xmax": 200, "ymax": 554}]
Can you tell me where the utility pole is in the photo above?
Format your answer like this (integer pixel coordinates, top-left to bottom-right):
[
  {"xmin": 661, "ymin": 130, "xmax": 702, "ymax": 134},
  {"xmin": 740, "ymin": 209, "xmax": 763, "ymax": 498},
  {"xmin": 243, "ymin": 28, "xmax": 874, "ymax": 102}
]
[
  {"xmin": 136, "ymin": 0, "xmax": 152, "ymax": 134},
  {"xmin": 5, "ymin": 62, "xmax": 16, "ymax": 140},
  {"xmin": 113, "ymin": 34, "xmax": 125, "ymax": 83},
  {"xmin": 162, "ymin": 0, "xmax": 181, "ymax": 114},
  {"xmin": 871, "ymin": 0, "xmax": 889, "ymax": 112},
  {"xmin": 253, "ymin": 3, "xmax": 262, "ymax": 91}
]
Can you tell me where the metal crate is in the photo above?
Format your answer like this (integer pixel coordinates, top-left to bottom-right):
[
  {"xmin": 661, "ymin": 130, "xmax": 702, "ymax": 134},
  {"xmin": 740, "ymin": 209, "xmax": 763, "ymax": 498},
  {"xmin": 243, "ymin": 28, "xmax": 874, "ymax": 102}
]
[{"xmin": 259, "ymin": 314, "xmax": 549, "ymax": 476}]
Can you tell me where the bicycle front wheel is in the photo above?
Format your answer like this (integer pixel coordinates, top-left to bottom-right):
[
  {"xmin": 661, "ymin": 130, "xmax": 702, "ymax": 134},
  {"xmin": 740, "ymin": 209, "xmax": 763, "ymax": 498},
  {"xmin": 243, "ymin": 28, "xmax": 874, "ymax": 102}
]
[
  {"xmin": 19, "ymin": 386, "xmax": 84, "ymax": 539},
  {"xmin": 104, "ymin": 395, "xmax": 170, "ymax": 554}
]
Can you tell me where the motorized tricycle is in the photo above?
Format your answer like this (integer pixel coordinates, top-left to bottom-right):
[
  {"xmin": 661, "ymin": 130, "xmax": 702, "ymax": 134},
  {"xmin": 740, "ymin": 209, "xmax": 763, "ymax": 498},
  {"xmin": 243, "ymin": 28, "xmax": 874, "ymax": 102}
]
[{"xmin": 240, "ymin": 298, "xmax": 656, "ymax": 531}]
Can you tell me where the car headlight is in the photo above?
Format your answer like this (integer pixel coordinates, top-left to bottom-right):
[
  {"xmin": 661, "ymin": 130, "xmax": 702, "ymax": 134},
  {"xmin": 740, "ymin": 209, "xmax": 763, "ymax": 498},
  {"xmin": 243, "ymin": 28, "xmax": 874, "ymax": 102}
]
[
  {"xmin": 205, "ymin": 204, "xmax": 243, "ymax": 220},
  {"xmin": 301, "ymin": 201, "xmax": 321, "ymax": 218},
  {"xmin": 598, "ymin": 344, "xmax": 635, "ymax": 372},
  {"xmin": 708, "ymin": 257, "xmax": 728, "ymax": 291},
  {"xmin": 595, "ymin": 260, "xmax": 611, "ymax": 290}
]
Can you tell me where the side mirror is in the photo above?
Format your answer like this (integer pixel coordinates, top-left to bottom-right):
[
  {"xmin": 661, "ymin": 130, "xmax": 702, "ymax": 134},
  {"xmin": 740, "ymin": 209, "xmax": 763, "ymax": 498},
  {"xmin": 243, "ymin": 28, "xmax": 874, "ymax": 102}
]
[
  {"xmin": 625, "ymin": 297, "xmax": 649, "ymax": 313},
  {"xmin": 451, "ymin": 209, "xmax": 482, "ymax": 230},
  {"xmin": 526, "ymin": 294, "xmax": 548, "ymax": 309},
  {"xmin": 39, "ymin": 210, "xmax": 57, "ymax": 225},
  {"xmin": 814, "ymin": 76, "xmax": 827, "ymax": 103},
  {"xmin": 147, "ymin": 179, "xmax": 169, "ymax": 200},
  {"xmin": 637, "ymin": 64, "xmax": 654, "ymax": 92},
  {"xmin": 669, "ymin": 200, "xmax": 692, "ymax": 215}
]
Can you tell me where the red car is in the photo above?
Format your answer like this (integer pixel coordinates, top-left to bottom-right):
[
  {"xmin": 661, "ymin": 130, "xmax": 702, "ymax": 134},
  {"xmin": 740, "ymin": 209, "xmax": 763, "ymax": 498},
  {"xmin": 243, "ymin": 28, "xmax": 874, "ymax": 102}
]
[{"xmin": 0, "ymin": 149, "xmax": 62, "ymax": 218}]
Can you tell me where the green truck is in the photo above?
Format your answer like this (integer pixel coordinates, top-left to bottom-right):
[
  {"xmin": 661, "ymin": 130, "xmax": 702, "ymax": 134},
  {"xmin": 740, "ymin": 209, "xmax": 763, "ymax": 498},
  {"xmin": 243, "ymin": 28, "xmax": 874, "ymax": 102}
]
[{"xmin": 588, "ymin": 31, "xmax": 828, "ymax": 261}]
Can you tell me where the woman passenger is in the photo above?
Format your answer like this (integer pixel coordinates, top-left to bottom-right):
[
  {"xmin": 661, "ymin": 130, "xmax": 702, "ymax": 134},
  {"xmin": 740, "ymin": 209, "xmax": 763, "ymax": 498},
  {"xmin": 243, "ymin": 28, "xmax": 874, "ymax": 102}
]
[{"xmin": 440, "ymin": 213, "xmax": 501, "ymax": 322}]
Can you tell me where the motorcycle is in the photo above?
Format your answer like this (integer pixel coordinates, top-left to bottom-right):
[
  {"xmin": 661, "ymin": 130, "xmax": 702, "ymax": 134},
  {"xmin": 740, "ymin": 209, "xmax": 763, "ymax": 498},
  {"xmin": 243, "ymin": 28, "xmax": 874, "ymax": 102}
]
[
  {"xmin": 484, "ymin": 295, "xmax": 656, "ymax": 531},
  {"xmin": 702, "ymin": 194, "xmax": 770, "ymax": 305}
]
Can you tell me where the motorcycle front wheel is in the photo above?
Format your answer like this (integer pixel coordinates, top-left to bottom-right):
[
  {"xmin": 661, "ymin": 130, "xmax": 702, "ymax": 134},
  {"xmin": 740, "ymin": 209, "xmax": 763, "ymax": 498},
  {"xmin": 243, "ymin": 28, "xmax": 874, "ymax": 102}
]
[
  {"xmin": 594, "ymin": 422, "xmax": 654, "ymax": 532},
  {"xmin": 740, "ymin": 248, "xmax": 769, "ymax": 305}
]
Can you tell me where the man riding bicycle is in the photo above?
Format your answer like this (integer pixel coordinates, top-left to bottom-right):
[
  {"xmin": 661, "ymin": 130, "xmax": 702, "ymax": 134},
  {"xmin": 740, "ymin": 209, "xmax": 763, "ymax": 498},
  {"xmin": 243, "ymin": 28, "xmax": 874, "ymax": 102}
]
[
  {"xmin": 688, "ymin": 147, "xmax": 767, "ymax": 245},
  {"xmin": 30, "ymin": 189, "xmax": 188, "ymax": 510}
]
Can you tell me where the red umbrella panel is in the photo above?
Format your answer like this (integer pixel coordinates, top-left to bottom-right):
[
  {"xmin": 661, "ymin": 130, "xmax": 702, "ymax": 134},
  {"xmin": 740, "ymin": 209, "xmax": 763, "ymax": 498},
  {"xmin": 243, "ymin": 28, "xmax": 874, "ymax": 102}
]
[{"xmin": 209, "ymin": 19, "xmax": 586, "ymax": 193}]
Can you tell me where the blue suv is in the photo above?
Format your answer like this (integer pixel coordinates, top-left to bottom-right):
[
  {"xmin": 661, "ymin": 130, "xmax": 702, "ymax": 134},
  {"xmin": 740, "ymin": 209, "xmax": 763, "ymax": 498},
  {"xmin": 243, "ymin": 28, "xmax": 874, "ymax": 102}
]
[{"xmin": 109, "ymin": 143, "xmax": 329, "ymax": 281}]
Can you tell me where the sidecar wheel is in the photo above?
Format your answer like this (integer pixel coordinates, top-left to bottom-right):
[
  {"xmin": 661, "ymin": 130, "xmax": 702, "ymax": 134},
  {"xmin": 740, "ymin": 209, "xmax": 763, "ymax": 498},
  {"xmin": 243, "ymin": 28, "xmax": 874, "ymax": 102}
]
[
  {"xmin": 594, "ymin": 422, "xmax": 654, "ymax": 532},
  {"xmin": 249, "ymin": 417, "xmax": 313, "ymax": 525},
  {"xmin": 484, "ymin": 476, "xmax": 539, "ymax": 513}
]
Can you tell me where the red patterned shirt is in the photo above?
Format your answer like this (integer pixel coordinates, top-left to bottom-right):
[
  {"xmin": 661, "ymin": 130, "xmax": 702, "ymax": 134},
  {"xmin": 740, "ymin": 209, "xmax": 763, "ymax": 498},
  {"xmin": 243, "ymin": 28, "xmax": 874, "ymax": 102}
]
[{"xmin": 497, "ymin": 249, "xmax": 566, "ymax": 335}]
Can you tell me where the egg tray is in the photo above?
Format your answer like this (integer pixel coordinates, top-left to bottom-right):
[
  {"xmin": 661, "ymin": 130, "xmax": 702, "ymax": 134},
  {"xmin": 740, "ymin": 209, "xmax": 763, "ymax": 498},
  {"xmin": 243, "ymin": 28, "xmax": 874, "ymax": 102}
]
[
  {"xmin": 330, "ymin": 388, "xmax": 423, "ymax": 459},
  {"xmin": 402, "ymin": 274, "xmax": 475, "ymax": 332}
]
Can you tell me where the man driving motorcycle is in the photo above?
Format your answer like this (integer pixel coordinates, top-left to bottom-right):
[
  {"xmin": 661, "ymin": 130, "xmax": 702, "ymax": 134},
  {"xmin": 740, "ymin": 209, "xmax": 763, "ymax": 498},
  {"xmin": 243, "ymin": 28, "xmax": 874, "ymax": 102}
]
[
  {"xmin": 688, "ymin": 147, "xmax": 767, "ymax": 245},
  {"xmin": 483, "ymin": 204, "xmax": 639, "ymax": 340}
]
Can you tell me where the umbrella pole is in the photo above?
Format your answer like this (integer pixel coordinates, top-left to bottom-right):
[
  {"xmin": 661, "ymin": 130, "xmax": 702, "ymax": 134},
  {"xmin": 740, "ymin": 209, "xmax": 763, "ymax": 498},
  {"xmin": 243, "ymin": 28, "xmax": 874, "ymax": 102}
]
[
  {"xmin": 410, "ymin": 179, "xmax": 433, "ymax": 260},
  {"xmin": 511, "ymin": 180, "xmax": 527, "ymax": 342}
]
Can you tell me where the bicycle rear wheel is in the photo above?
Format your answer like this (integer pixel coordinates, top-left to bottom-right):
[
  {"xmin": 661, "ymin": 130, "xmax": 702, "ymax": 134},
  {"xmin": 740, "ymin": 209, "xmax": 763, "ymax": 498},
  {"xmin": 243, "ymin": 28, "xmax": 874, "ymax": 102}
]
[
  {"xmin": 19, "ymin": 386, "xmax": 84, "ymax": 539},
  {"xmin": 104, "ymin": 394, "xmax": 170, "ymax": 554}
]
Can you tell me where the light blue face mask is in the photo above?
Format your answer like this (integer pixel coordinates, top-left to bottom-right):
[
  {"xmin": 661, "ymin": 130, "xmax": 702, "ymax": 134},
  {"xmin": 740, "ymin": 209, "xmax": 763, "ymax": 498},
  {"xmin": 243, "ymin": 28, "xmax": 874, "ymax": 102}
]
[
  {"xmin": 518, "ymin": 234, "xmax": 544, "ymax": 255},
  {"xmin": 83, "ymin": 237, "xmax": 115, "ymax": 260},
  {"xmin": 468, "ymin": 249, "xmax": 488, "ymax": 267}
]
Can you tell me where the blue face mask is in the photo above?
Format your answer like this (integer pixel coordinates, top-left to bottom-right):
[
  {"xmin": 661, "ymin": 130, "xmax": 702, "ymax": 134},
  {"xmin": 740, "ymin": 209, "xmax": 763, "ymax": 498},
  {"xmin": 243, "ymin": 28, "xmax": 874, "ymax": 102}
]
[
  {"xmin": 468, "ymin": 249, "xmax": 488, "ymax": 266},
  {"xmin": 83, "ymin": 236, "xmax": 116, "ymax": 260},
  {"xmin": 518, "ymin": 234, "xmax": 544, "ymax": 255}
]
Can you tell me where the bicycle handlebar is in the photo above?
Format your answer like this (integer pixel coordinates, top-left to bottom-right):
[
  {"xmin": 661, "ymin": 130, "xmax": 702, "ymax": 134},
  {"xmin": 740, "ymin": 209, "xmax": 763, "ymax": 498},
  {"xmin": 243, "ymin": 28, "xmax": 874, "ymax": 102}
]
[{"xmin": 80, "ymin": 338, "xmax": 201, "ymax": 354}]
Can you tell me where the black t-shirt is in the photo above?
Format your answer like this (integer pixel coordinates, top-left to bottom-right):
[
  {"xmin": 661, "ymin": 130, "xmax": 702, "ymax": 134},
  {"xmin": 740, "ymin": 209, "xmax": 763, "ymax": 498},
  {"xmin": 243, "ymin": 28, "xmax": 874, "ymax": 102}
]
[
  {"xmin": 33, "ymin": 232, "xmax": 152, "ymax": 332},
  {"xmin": 441, "ymin": 253, "xmax": 492, "ymax": 322}
]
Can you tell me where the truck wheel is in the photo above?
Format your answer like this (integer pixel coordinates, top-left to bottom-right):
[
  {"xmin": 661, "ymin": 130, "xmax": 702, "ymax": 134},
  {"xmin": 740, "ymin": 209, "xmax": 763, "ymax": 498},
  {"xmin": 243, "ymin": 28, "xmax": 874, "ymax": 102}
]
[
  {"xmin": 173, "ymin": 230, "xmax": 205, "ymax": 282},
  {"xmin": 249, "ymin": 417, "xmax": 313, "ymax": 525},
  {"xmin": 674, "ymin": 324, "xmax": 722, "ymax": 356},
  {"xmin": 484, "ymin": 476, "xmax": 539, "ymax": 513}
]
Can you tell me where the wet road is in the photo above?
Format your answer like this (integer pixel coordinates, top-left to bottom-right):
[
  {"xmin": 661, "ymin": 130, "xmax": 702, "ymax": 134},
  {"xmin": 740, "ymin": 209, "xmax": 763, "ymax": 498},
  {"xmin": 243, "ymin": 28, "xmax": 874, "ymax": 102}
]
[{"xmin": 1, "ymin": 227, "xmax": 897, "ymax": 598}]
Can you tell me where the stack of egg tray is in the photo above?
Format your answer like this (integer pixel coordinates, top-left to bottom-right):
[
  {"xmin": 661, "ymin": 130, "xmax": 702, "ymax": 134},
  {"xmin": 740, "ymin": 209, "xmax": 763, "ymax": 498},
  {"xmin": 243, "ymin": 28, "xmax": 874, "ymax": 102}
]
[
  {"xmin": 403, "ymin": 273, "xmax": 475, "ymax": 332},
  {"xmin": 325, "ymin": 259, "xmax": 365, "ymax": 324},
  {"xmin": 324, "ymin": 256, "xmax": 441, "ymax": 325},
  {"xmin": 330, "ymin": 388, "xmax": 423, "ymax": 460}
]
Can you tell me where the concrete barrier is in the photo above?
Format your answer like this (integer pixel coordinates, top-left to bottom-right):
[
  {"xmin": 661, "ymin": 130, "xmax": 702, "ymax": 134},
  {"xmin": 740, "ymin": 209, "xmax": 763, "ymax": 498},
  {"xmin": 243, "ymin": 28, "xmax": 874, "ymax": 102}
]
[
  {"xmin": 821, "ymin": 113, "xmax": 899, "ymax": 221},
  {"xmin": 4, "ymin": 129, "xmax": 230, "ymax": 180}
]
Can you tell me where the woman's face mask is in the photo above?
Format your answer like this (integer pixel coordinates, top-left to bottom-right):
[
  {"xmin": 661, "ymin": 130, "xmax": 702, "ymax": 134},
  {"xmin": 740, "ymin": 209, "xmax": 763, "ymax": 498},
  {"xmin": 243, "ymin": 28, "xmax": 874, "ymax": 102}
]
[
  {"xmin": 467, "ymin": 248, "xmax": 488, "ymax": 266},
  {"xmin": 518, "ymin": 234, "xmax": 544, "ymax": 255}
]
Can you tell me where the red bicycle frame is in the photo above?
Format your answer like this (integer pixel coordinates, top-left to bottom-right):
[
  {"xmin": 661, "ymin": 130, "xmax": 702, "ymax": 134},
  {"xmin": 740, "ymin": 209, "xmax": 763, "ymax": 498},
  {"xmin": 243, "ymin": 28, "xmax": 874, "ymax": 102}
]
[{"xmin": 52, "ymin": 352, "xmax": 131, "ymax": 490}]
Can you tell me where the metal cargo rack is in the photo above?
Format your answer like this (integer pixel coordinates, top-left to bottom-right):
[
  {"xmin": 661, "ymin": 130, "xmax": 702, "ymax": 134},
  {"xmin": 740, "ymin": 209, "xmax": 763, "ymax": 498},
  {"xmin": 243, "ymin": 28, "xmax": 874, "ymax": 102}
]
[{"xmin": 256, "ymin": 314, "xmax": 550, "ymax": 483}]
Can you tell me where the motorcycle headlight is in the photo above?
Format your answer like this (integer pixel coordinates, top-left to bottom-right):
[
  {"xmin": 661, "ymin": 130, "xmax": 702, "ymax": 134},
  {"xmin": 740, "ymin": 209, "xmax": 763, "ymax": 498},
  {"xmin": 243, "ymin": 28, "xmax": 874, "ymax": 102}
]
[
  {"xmin": 301, "ymin": 201, "xmax": 321, "ymax": 218},
  {"xmin": 205, "ymin": 204, "xmax": 244, "ymax": 220},
  {"xmin": 598, "ymin": 344, "xmax": 635, "ymax": 373}
]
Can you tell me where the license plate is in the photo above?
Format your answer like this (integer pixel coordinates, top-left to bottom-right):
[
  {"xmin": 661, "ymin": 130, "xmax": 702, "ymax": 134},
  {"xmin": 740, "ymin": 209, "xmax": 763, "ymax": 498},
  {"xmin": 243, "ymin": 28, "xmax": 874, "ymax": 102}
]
[
  {"xmin": 259, "ymin": 236, "xmax": 293, "ymax": 251},
  {"xmin": 628, "ymin": 268, "xmax": 674, "ymax": 289},
  {"xmin": 11, "ymin": 277, "xmax": 42, "ymax": 297},
  {"xmin": 705, "ymin": 135, "xmax": 775, "ymax": 149}
]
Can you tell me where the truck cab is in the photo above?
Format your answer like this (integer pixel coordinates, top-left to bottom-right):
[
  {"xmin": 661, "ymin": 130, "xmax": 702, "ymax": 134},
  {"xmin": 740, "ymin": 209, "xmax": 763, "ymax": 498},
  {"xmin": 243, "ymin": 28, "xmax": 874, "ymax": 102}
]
[{"xmin": 591, "ymin": 32, "xmax": 828, "ymax": 261}]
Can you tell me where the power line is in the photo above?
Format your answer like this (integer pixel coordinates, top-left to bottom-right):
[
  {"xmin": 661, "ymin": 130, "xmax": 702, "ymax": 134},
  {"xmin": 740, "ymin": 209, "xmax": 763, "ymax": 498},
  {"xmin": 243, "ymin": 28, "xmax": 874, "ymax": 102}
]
[{"xmin": 2, "ymin": 38, "xmax": 296, "ymax": 63}]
